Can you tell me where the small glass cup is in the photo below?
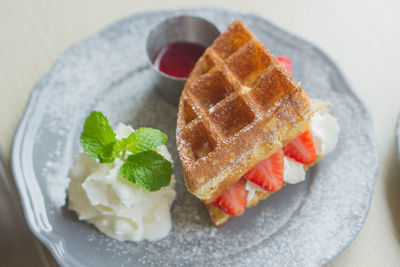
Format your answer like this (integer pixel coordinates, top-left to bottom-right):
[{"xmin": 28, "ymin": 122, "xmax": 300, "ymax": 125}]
[{"xmin": 146, "ymin": 16, "xmax": 220, "ymax": 106}]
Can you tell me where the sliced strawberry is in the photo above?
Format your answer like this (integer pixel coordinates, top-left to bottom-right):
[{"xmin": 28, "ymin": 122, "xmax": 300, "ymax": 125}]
[
  {"xmin": 277, "ymin": 56, "xmax": 292, "ymax": 75},
  {"xmin": 284, "ymin": 129, "xmax": 316, "ymax": 165},
  {"xmin": 212, "ymin": 179, "xmax": 248, "ymax": 216},
  {"xmin": 243, "ymin": 150, "xmax": 284, "ymax": 192}
]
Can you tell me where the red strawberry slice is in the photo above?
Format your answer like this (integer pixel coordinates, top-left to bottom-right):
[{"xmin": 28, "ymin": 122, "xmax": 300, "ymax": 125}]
[
  {"xmin": 284, "ymin": 129, "xmax": 316, "ymax": 165},
  {"xmin": 277, "ymin": 56, "xmax": 292, "ymax": 75},
  {"xmin": 243, "ymin": 150, "xmax": 284, "ymax": 192},
  {"xmin": 212, "ymin": 179, "xmax": 248, "ymax": 216}
]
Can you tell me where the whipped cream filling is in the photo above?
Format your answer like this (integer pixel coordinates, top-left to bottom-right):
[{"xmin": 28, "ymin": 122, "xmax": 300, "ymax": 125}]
[
  {"xmin": 68, "ymin": 123, "xmax": 176, "ymax": 242},
  {"xmin": 311, "ymin": 112, "xmax": 340, "ymax": 155},
  {"xmin": 283, "ymin": 156, "xmax": 306, "ymax": 184},
  {"xmin": 246, "ymin": 111, "xmax": 339, "ymax": 202},
  {"xmin": 245, "ymin": 180, "xmax": 264, "ymax": 202}
]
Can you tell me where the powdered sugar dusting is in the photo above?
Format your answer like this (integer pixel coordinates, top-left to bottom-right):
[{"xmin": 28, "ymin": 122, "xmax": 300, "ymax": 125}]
[{"xmin": 13, "ymin": 8, "xmax": 379, "ymax": 267}]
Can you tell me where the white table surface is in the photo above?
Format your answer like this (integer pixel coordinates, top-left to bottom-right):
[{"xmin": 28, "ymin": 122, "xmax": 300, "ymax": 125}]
[{"xmin": 1, "ymin": 0, "xmax": 399, "ymax": 266}]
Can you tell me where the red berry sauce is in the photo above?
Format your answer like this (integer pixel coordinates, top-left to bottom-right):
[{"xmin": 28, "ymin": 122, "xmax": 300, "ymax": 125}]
[{"xmin": 153, "ymin": 41, "xmax": 206, "ymax": 78}]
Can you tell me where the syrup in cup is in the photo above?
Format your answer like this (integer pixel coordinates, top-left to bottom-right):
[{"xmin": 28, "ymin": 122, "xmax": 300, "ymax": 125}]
[
  {"xmin": 146, "ymin": 16, "xmax": 220, "ymax": 106},
  {"xmin": 153, "ymin": 41, "xmax": 206, "ymax": 78}
]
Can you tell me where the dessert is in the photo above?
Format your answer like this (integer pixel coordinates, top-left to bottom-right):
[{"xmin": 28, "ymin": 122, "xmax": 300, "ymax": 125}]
[
  {"xmin": 68, "ymin": 111, "xmax": 175, "ymax": 241},
  {"xmin": 176, "ymin": 20, "xmax": 339, "ymax": 226}
]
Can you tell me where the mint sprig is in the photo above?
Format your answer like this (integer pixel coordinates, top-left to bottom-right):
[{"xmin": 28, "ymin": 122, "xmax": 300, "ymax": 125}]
[
  {"xmin": 120, "ymin": 151, "xmax": 172, "ymax": 191},
  {"xmin": 80, "ymin": 111, "xmax": 172, "ymax": 191},
  {"xmin": 119, "ymin": 127, "xmax": 167, "ymax": 155},
  {"xmin": 80, "ymin": 111, "xmax": 117, "ymax": 163}
]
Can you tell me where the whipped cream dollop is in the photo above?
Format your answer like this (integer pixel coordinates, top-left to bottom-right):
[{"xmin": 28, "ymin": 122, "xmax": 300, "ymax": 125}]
[
  {"xmin": 311, "ymin": 111, "xmax": 340, "ymax": 155},
  {"xmin": 246, "ymin": 110, "xmax": 339, "ymax": 202},
  {"xmin": 68, "ymin": 123, "xmax": 176, "ymax": 242}
]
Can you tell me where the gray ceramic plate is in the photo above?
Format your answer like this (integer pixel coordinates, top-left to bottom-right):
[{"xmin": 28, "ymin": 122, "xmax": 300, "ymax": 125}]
[{"xmin": 11, "ymin": 8, "xmax": 379, "ymax": 267}]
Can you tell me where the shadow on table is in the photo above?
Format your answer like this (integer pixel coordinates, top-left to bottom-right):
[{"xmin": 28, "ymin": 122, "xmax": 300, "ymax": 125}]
[
  {"xmin": 385, "ymin": 143, "xmax": 400, "ymax": 244},
  {"xmin": 0, "ymin": 156, "xmax": 45, "ymax": 266}
]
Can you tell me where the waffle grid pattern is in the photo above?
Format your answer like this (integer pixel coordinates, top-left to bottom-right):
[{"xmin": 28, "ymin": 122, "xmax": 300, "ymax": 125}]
[
  {"xmin": 179, "ymin": 21, "xmax": 294, "ymax": 162},
  {"xmin": 177, "ymin": 20, "xmax": 314, "ymax": 203}
]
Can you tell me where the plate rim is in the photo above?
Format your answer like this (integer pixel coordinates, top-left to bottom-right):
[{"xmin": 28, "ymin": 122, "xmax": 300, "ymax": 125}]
[{"xmin": 10, "ymin": 7, "xmax": 380, "ymax": 267}]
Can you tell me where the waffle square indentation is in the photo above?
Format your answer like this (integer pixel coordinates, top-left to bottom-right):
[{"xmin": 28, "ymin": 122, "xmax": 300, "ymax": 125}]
[
  {"xmin": 181, "ymin": 120, "xmax": 217, "ymax": 161},
  {"xmin": 227, "ymin": 41, "xmax": 272, "ymax": 86},
  {"xmin": 210, "ymin": 96, "xmax": 255, "ymax": 137},
  {"xmin": 212, "ymin": 22, "xmax": 252, "ymax": 59},
  {"xmin": 250, "ymin": 67, "xmax": 293, "ymax": 111},
  {"xmin": 181, "ymin": 98, "xmax": 198, "ymax": 125},
  {"xmin": 191, "ymin": 53, "xmax": 216, "ymax": 76},
  {"xmin": 188, "ymin": 71, "xmax": 233, "ymax": 110}
]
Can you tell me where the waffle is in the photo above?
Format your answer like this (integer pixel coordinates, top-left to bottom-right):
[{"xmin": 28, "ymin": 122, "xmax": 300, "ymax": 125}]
[{"xmin": 176, "ymin": 20, "xmax": 319, "ymax": 217}]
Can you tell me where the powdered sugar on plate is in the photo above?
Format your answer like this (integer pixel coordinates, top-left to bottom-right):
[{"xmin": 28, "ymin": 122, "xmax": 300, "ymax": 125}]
[{"xmin": 11, "ymin": 8, "xmax": 379, "ymax": 267}]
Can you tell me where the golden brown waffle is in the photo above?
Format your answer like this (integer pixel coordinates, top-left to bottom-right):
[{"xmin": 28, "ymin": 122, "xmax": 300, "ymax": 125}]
[{"xmin": 177, "ymin": 20, "xmax": 318, "ymax": 210}]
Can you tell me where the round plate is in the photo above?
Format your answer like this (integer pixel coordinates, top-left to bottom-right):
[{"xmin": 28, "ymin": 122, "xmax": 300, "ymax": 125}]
[{"xmin": 11, "ymin": 8, "xmax": 379, "ymax": 267}]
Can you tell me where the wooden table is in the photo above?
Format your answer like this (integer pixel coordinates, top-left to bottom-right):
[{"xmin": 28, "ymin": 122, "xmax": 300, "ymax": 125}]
[{"xmin": 1, "ymin": 0, "xmax": 399, "ymax": 266}]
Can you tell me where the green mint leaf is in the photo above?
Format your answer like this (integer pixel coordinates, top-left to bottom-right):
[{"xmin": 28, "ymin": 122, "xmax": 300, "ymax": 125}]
[
  {"xmin": 120, "ymin": 128, "xmax": 167, "ymax": 155},
  {"xmin": 120, "ymin": 150, "xmax": 172, "ymax": 191},
  {"xmin": 117, "ymin": 134, "xmax": 134, "ymax": 154},
  {"xmin": 80, "ymin": 111, "xmax": 116, "ymax": 160},
  {"xmin": 99, "ymin": 141, "xmax": 121, "ymax": 163}
]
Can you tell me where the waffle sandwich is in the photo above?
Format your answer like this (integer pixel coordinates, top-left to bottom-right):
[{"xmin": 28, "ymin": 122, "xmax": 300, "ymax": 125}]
[{"xmin": 176, "ymin": 20, "xmax": 336, "ymax": 226}]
